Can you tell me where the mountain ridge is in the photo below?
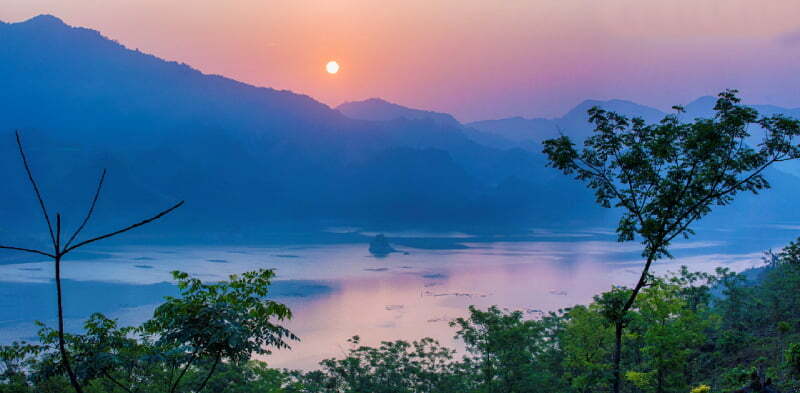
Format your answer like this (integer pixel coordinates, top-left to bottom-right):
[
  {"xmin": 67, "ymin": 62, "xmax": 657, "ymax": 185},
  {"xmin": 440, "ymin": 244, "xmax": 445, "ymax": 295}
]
[
  {"xmin": 0, "ymin": 14, "xmax": 798, "ymax": 243},
  {"xmin": 337, "ymin": 98, "xmax": 462, "ymax": 127},
  {"xmin": 0, "ymin": 14, "xmax": 609, "ymax": 240}
]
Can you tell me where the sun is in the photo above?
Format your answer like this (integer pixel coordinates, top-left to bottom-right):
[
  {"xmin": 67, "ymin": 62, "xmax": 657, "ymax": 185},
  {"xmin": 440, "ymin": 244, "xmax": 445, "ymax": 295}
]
[{"xmin": 326, "ymin": 60, "xmax": 340, "ymax": 74}]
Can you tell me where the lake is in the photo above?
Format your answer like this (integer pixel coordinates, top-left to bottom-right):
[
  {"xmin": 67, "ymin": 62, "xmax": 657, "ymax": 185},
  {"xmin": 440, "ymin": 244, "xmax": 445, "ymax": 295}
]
[{"xmin": 1, "ymin": 224, "xmax": 798, "ymax": 369}]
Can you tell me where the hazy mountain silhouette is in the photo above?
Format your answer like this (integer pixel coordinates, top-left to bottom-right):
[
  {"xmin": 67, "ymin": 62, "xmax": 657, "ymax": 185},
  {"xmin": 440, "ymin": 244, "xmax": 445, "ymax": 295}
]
[
  {"xmin": 468, "ymin": 99, "xmax": 665, "ymax": 144},
  {"xmin": 468, "ymin": 96, "xmax": 800, "ymax": 179},
  {"xmin": 330, "ymin": 94, "xmax": 800, "ymax": 229},
  {"xmin": 0, "ymin": 15, "xmax": 605, "ymax": 240},
  {"xmin": 682, "ymin": 95, "xmax": 800, "ymax": 120},
  {"xmin": 337, "ymin": 98, "xmax": 461, "ymax": 127},
  {"xmin": 337, "ymin": 98, "xmax": 522, "ymax": 150},
  {"xmin": 0, "ymin": 15, "xmax": 797, "ymax": 243}
]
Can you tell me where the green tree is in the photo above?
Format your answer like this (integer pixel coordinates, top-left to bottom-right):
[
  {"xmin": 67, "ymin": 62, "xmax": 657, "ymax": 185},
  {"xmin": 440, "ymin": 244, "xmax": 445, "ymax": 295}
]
[
  {"xmin": 35, "ymin": 313, "xmax": 160, "ymax": 393},
  {"xmin": 543, "ymin": 90, "xmax": 800, "ymax": 393},
  {"xmin": 1, "ymin": 269, "xmax": 297, "ymax": 393},
  {"xmin": 180, "ymin": 360, "xmax": 288, "ymax": 393},
  {"xmin": 0, "ymin": 341, "xmax": 43, "ymax": 393},
  {"xmin": 777, "ymin": 238, "xmax": 800, "ymax": 266},
  {"xmin": 451, "ymin": 306, "xmax": 556, "ymax": 393},
  {"xmin": 560, "ymin": 304, "xmax": 613, "ymax": 393},
  {"xmin": 290, "ymin": 336, "xmax": 471, "ymax": 393},
  {"xmin": 142, "ymin": 269, "xmax": 297, "ymax": 393},
  {"xmin": 626, "ymin": 278, "xmax": 707, "ymax": 393}
]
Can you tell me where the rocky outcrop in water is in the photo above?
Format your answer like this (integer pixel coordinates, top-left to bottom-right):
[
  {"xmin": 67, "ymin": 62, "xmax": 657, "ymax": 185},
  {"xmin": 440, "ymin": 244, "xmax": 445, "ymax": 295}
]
[{"xmin": 369, "ymin": 234, "xmax": 397, "ymax": 256}]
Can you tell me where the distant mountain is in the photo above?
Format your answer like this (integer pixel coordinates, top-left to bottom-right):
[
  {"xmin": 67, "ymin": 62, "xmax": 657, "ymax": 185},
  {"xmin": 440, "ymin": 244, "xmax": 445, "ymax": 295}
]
[
  {"xmin": 470, "ymin": 95, "xmax": 800, "ymax": 145},
  {"xmin": 682, "ymin": 95, "xmax": 800, "ymax": 120},
  {"xmin": 679, "ymin": 96, "xmax": 800, "ymax": 178},
  {"xmin": 468, "ymin": 96, "xmax": 800, "ymax": 179},
  {"xmin": 337, "ymin": 98, "xmax": 461, "ymax": 127},
  {"xmin": 468, "ymin": 99, "xmax": 665, "ymax": 144},
  {"xmin": 1, "ymin": 15, "xmax": 798, "ymax": 246},
  {"xmin": 336, "ymin": 98, "xmax": 523, "ymax": 150},
  {"xmin": 0, "ymin": 15, "xmax": 604, "ymax": 242}
]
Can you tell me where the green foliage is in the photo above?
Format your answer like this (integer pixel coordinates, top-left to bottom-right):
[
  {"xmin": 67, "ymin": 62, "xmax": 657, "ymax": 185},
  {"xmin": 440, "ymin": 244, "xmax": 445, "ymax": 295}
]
[
  {"xmin": 179, "ymin": 360, "xmax": 289, "ymax": 393},
  {"xmin": 625, "ymin": 370, "xmax": 655, "ymax": 390},
  {"xmin": 0, "ymin": 341, "xmax": 41, "ymax": 384},
  {"xmin": 543, "ymin": 90, "xmax": 800, "ymax": 259},
  {"xmin": 451, "ymin": 306, "xmax": 557, "ymax": 393},
  {"xmin": 289, "ymin": 336, "xmax": 471, "ymax": 393},
  {"xmin": 560, "ymin": 304, "xmax": 613, "ymax": 393},
  {"xmin": 690, "ymin": 384, "xmax": 711, "ymax": 393},
  {"xmin": 144, "ymin": 269, "xmax": 297, "ymax": 362},
  {"xmin": 544, "ymin": 90, "xmax": 800, "ymax": 393},
  {"xmin": 627, "ymin": 278, "xmax": 708, "ymax": 393},
  {"xmin": 32, "ymin": 313, "xmax": 160, "ymax": 392},
  {"xmin": 0, "ymin": 269, "xmax": 296, "ymax": 393},
  {"xmin": 595, "ymin": 287, "xmax": 634, "ymax": 327},
  {"xmin": 785, "ymin": 343, "xmax": 800, "ymax": 377},
  {"xmin": 778, "ymin": 239, "xmax": 800, "ymax": 266}
]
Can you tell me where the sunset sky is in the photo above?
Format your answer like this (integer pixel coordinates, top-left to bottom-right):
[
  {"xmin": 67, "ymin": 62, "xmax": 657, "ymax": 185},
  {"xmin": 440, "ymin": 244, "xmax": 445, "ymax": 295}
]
[{"xmin": 3, "ymin": 0, "xmax": 800, "ymax": 121}]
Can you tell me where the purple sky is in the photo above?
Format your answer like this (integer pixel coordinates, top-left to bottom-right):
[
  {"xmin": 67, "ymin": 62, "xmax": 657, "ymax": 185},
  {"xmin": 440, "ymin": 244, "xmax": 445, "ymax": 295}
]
[{"xmin": 3, "ymin": 0, "xmax": 800, "ymax": 121}]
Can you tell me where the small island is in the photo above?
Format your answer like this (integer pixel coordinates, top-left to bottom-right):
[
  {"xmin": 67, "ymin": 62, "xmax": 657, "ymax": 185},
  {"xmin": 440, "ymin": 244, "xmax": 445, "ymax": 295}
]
[{"xmin": 369, "ymin": 234, "xmax": 397, "ymax": 256}]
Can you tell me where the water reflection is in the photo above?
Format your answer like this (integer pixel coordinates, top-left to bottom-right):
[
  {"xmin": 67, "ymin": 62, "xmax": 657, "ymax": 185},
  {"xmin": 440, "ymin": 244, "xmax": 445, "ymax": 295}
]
[{"xmin": 0, "ymin": 227, "xmax": 796, "ymax": 369}]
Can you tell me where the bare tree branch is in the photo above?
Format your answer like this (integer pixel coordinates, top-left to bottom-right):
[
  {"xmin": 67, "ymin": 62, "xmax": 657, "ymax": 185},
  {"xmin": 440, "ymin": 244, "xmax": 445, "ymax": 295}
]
[
  {"xmin": 63, "ymin": 201, "xmax": 184, "ymax": 254},
  {"xmin": 15, "ymin": 131, "xmax": 56, "ymax": 247},
  {"xmin": 56, "ymin": 213, "xmax": 61, "ymax": 250},
  {"xmin": 4, "ymin": 132, "xmax": 184, "ymax": 393},
  {"xmin": 0, "ymin": 245, "xmax": 55, "ymax": 258},
  {"xmin": 64, "ymin": 169, "xmax": 107, "ymax": 249}
]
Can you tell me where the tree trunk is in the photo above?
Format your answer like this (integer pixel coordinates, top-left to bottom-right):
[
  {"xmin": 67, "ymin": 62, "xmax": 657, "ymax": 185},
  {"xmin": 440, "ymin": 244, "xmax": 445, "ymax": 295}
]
[
  {"xmin": 612, "ymin": 321, "xmax": 622, "ymax": 393},
  {"xmin": 612, "ymin": 251, "xmax": 657, "ymax": 393},
  {"xmin": 55, "ymin": 254, "xmax": 83, "ymax": 393},
  {"xmin": 196, "ymin": 356, "xmax": 221, "ymax": 393}
]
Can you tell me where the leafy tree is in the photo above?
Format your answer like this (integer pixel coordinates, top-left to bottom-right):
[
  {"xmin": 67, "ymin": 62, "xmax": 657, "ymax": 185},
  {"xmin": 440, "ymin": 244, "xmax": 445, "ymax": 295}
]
[
  {"xmin": 560, "ymin": 304, "xmax": 614, "ymax": 393},
  {"xmin": 0, "ymin": 269, "xmax": 296, "ymax": 393},
  {"xmin": 0, "ymin": 341, "xmax": 43, "ymax": 393},
  {"xmin": 290, "ymin": 336, "xmax": 471, "ymax": 393},
  {"xmin": 778, "ymin": 238, "xmax": 800, "ymax": 266},
  {"xmin": 451, "ymin": 305, "xmax": 557, "ymax": 393},
  {"xmin": 667, "ymin": 266, "xmax": 716, "ymax": 313},
  {"xmin": 34, "ymin": 313, "xmax": 160, "ymax": 393},
  {"xmin": 625, "ymin": 278, "xmax": 707, "ymax": 393},
  {"xmin": 785, "ymin": 343, "xmax": 800, "ymax": 378},
  {"xmin": 180, "ymin": 360, "xmax": 288, "ymax": 393},
  {"xmin": 142, "ymin": 269, "xmax": 297, "ymax": 393},
  {"xmin": 543, "ymin": 90, "xmax": 800, "ymax": 393}
]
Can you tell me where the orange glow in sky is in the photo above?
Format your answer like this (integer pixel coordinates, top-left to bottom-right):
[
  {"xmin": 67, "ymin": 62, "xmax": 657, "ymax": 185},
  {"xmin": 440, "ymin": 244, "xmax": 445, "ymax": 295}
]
[{"xmin": 3, "ymin": 0, "xmax": 800, "ymax": 121}]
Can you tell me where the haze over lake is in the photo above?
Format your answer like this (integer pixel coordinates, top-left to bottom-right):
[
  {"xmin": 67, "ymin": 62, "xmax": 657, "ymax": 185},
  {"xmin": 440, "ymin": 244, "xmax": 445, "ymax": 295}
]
[{"xmin": 2, "ymin": 225, "xmax": 796, "ymax": 369}]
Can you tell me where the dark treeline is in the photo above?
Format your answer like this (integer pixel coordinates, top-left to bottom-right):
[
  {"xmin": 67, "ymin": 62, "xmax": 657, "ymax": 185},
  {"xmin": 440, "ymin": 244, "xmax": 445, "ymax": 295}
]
[{"xmin": 3, "ymin": 240, "xmax": 800, "ymax": 393}]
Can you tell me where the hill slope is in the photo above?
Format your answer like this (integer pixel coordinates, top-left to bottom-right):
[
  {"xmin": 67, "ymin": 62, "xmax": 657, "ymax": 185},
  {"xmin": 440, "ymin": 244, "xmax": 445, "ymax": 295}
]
[{"xmin": 0, "ymin": 15, "xmax": 606, "ymax": 242}]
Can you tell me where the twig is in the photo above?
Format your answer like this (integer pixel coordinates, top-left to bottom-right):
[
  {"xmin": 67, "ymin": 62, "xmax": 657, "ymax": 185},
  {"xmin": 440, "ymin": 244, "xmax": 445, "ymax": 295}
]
[
  {"xmin": 0, "ymin": 245, "xmax": 55, "ymax": 258},
  {"xmin": 64, "ymin": 169, "xmax": 107, "ymax": 249},
  {"xmin": 64, "ymin": 201, "xmax": 184, "ymax": 254},
  {"xmin": 15, "ymin": 131, "xmax": 56, "ymax": 246}
]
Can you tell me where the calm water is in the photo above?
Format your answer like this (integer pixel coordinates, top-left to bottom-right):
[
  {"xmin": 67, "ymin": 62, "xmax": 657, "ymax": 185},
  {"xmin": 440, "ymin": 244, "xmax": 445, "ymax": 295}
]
[{"xmin": 1, "ymin": 225, "xmax": 798, "ymax": 369}]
